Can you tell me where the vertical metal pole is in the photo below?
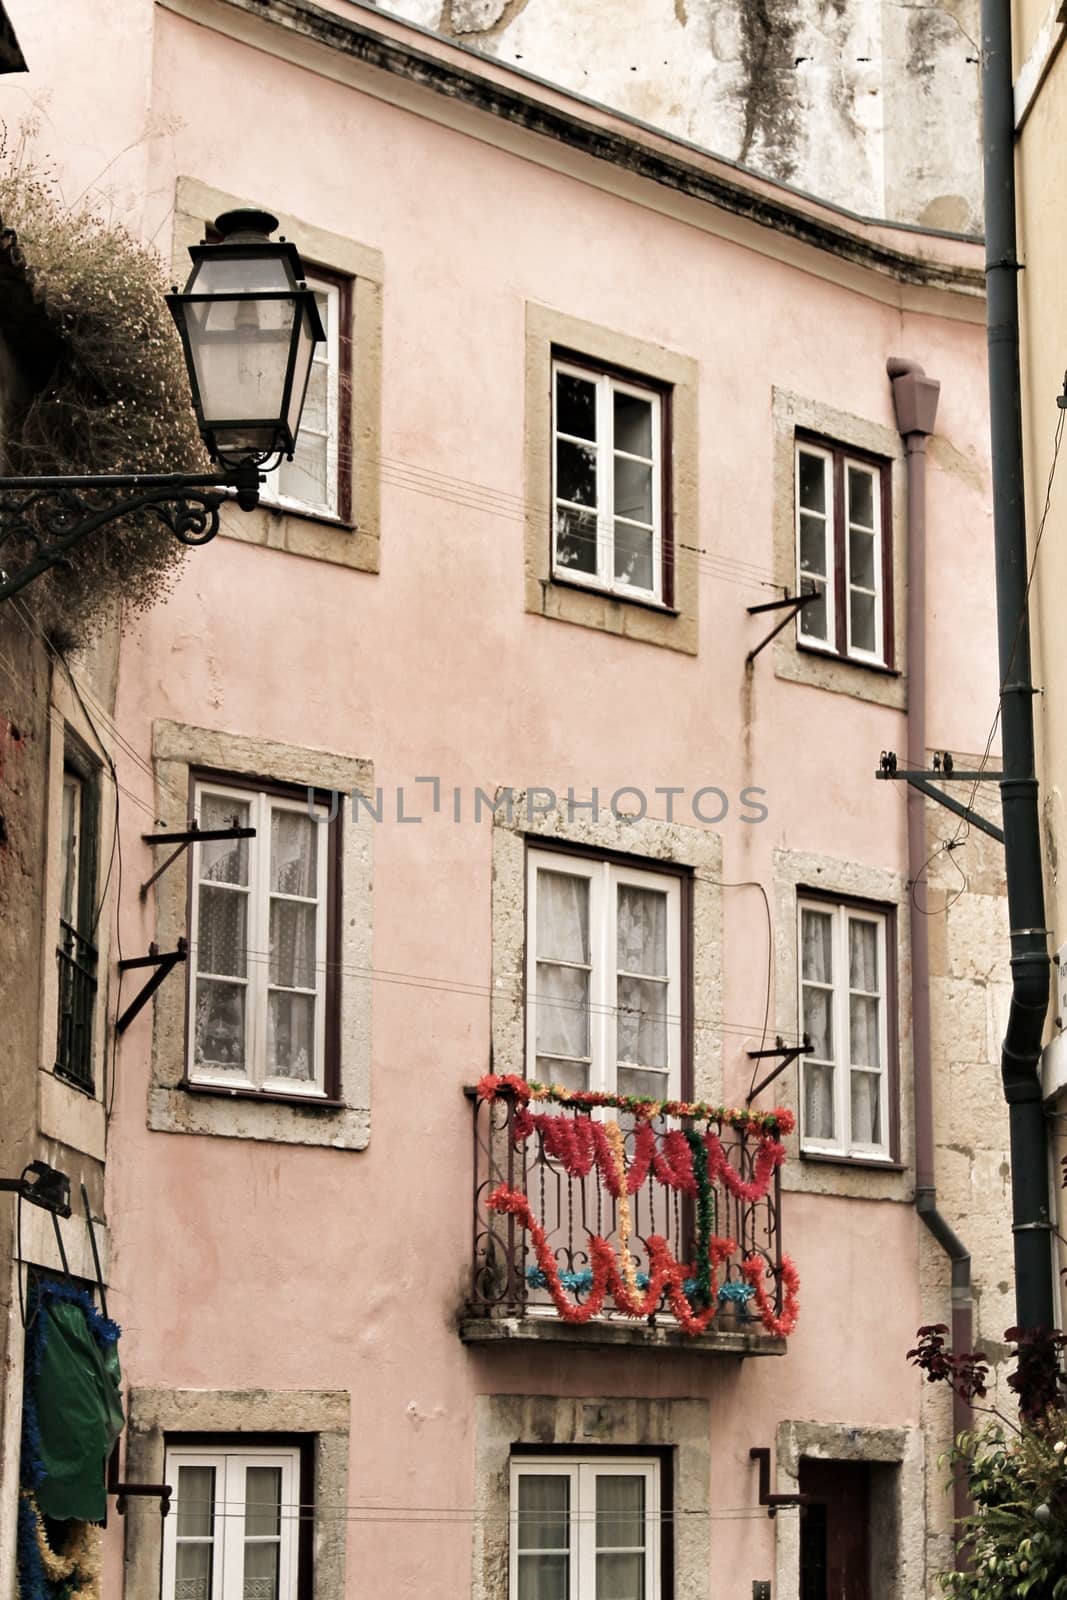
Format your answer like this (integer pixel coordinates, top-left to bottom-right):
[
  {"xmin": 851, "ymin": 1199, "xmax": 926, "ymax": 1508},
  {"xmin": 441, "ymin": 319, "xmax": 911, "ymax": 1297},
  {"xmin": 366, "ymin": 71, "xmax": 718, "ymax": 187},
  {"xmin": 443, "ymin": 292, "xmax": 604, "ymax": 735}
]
[{"xmin": 981, "ymin": 0, "xmax": 1055, "ymax": 1330}]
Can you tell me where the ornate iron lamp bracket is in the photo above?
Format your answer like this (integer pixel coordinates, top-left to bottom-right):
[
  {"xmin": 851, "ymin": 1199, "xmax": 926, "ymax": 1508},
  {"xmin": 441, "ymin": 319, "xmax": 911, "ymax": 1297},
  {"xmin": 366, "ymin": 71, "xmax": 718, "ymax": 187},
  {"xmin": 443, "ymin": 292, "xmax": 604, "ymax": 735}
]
[{"xmin": 0, "ymin": 462, "xmax": 263, "ymax": 603}]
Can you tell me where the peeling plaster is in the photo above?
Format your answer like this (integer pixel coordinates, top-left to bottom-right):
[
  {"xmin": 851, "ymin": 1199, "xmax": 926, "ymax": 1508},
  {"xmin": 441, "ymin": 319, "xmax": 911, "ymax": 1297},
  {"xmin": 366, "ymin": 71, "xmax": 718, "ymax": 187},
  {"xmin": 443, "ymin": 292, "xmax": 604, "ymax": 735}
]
[{"xmin": 381, "ymin": 0, "xmax": 982, "ymax": 227}]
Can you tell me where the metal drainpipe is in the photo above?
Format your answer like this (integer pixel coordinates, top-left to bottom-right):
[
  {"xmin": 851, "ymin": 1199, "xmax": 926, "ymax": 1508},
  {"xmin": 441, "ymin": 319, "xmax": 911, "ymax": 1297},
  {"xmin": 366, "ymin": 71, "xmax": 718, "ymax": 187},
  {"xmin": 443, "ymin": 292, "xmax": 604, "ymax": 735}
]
[
  {"xmin": 888, "ymin": 357, "xmax": 972, "ymax": 1537},
  {"xmin": 981, "ymin": 0, "xmax": 1055, "ymax": 1332}
]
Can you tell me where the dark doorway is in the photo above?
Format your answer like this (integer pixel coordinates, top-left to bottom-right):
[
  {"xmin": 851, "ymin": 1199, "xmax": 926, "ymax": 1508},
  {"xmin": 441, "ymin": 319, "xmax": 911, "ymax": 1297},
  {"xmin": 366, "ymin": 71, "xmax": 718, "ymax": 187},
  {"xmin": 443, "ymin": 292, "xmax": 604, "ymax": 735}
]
[{"xmin": 798, "ymin": 1459, "xmax": 871, "ymax": 1600}]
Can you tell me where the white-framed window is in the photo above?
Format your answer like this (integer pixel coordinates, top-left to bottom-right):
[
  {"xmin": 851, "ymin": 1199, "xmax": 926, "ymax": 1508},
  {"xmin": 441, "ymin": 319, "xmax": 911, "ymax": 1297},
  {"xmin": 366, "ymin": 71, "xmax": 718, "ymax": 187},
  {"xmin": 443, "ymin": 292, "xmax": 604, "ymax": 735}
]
[
  {"xmin": 510, "ymin": 1456, "xmax": 660, "ymax": 1600},
  {"xmin": 264, "ymin": 271, "xmax": 343, "ymax": 518},
  {"xmin": 795, "ymin": 438, "xmax": 889, "ymax": 667},
  {"xmin": 188, "ymin": 780, "xmax": 330, "ymax": 1096},
  {"xmin": 552, "ymin": 356, "xmax": 666, "ymax": 603},
  {"xmin": 526, "ymin": 848, "xmax": 683, "ymax": 1100},
  {"xmin": 162, "ymin": 1445, "xmax": 301, "ymax": 1600},
  {"xmin": 798, "ymin": 897, "xmax": 892, "ymax": 1159}
]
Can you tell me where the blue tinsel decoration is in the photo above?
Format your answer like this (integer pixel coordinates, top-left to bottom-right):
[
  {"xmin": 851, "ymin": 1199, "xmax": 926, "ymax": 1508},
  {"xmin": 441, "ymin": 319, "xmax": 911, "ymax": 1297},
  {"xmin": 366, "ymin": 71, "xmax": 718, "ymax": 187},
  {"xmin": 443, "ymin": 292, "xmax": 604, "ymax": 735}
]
[{"xmin": 524, "ymin": 1265, "xmax": 757, "ymax": 1307}]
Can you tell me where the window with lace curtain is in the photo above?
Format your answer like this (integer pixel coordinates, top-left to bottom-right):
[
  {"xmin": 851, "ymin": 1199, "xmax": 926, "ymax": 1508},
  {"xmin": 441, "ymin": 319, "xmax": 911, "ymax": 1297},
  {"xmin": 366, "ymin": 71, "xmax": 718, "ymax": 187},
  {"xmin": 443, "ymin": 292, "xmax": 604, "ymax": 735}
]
[
  {"xmin": 161, "ymin": 1444, "xmax": 302, "ymax": 1600},
  {"xmin": 188, "ymin": 778, "xmax": 337, "ymax": 1097},
  {"xmin": 510, "ymin": 1456, "xmax": 661, "ymax": 1600},
  {"xmin": 798, "ymin": 896, "xmax": 894, "ymax": 1160},
  {"xmin": 526, "ymin": 847, "xmax": 685, "ymax": 1098}
]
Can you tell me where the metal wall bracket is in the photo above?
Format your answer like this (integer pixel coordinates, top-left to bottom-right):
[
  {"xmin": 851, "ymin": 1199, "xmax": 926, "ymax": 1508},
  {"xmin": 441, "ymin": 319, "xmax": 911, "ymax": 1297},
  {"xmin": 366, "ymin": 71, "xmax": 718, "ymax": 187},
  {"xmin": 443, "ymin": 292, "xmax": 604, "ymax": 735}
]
[
  {"xmin": 107, "ymin": 1446, "xmax": 172, "ymax": 1517},
  {"xmin": 875, "ymin": 751, "xmax": 1005, "ymax": 845},
  {"xmin": 749, "ymin": 1447, "xmax": 809, "ymax": 1518},
  {"xmin": 746, "ymin": 592, "xmax": 820, "ymax": 664},
  {"xmin": 140, "ymin": 822, "xmax": 256, "ymax": 899},
  {"xmin": 0, "ymin": 465, "xmax": 263, "ymax": 603},
  {"xmin": 115, "ymin": 940, "xmax": 188, "ymax": 1034},
  {"xmin": 746, "ymin": 1035, "xmax": 813, "ymax": 1105}
]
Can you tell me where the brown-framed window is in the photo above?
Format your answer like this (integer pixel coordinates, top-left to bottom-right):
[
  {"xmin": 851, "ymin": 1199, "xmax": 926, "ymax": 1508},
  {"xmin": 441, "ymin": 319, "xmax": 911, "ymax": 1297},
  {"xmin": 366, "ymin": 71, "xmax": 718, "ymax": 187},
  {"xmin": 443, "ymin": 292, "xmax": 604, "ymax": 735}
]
[
  {"xmin": 795, "ymin": 434, "xmax": 893, "ymax": 668},
  {"xmin": 185, "ymin": 771, "xmax": 341, "ymax": 1100},
  {"xmin": 552, "ymin": 350, "xmax": 673, "ymax": 607},
  {"xmin": 265, "ymin": 263, "xmax": 352, "ymax": 522},
  {"xmin": 55, "ymin": 732, "xmax": 100, "ymax": 1092},
  {"xmin": 798, "ymin": 890, "xmax": 898, "ymax": 1162},
  {"xmin": 161, "ymin": 1434, "xmax": 314, "ymax": 1600},
  {"xmin": 525, "ymin": 839, "xmax": 692, "ymax": 1100}
]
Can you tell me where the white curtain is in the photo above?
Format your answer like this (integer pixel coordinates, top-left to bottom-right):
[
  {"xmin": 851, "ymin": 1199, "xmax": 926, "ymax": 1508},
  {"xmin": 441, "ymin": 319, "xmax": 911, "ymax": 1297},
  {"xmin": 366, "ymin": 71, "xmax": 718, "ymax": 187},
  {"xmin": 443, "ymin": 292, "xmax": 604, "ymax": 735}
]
[
  {"xmin": 535, "ymin": 873, "xmax": 590, "ymax": 1076},
  {"xmin": 801, "ymin": 909, "xmax": 832, "ymax": 983},
  {"xmin": 268, "ymin": 808, "xmax": 318, "ymax": 1081},
  {"xmin": 851, "ymin": 1071, "xmax": 881, "ymax": 1145},
  {"xmin": 616, "ymin": 886, "xmax": 667, "ymax": 1073},
  {"xmin": 516, "ymin": 1475, "xmax": 570, "ymax": 1600},
  {"xmin": 804, "ymin": 1062, "xmax": 834, "ymax": 1140}
]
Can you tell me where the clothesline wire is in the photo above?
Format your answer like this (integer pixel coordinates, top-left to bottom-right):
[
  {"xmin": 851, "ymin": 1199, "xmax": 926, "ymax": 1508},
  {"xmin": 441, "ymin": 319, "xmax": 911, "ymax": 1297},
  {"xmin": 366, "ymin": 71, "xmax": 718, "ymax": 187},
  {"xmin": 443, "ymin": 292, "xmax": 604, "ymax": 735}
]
[{"xmin": 151, "ymin": 1499, "xmax": 775, "ymax": 1523}]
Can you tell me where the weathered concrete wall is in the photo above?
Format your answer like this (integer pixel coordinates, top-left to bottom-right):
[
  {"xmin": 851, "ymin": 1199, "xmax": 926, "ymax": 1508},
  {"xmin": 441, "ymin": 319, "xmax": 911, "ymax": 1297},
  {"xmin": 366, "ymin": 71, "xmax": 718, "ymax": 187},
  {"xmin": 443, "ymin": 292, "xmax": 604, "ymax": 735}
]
[
  {"xmin": 922, "ymin": 781, "xmax": 1016, "ymax": 1579},
  {"xmin": 376, "ymin": 0, "xmax": 983, "ymax": 229}
]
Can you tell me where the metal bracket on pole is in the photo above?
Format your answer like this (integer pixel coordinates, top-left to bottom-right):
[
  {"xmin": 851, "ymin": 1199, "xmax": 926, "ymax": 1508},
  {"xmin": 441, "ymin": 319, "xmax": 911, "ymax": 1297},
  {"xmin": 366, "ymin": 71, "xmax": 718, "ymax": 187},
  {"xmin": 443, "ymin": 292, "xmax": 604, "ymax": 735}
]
[
  {"xmin": 749, "ymin": 1448, "xmax": 809, "ymax": 1518},
  {"xmin": 875, "ymin": 751, "xmax": 1005, "ymax": 845},
  {"xmin": 746, "ymin": 1036, "xmax": 813, "ymax": 1105},
  {"xmin": 115, "ymin": 940, "xmax": 188, "ymax": 1034},
  {"xmin": 140, "ymin": 822, "xmax": 256, "ymax": 899},
  {"xmin": 746, "ymin": 593, "xmax": 820, "ymax": 664}
]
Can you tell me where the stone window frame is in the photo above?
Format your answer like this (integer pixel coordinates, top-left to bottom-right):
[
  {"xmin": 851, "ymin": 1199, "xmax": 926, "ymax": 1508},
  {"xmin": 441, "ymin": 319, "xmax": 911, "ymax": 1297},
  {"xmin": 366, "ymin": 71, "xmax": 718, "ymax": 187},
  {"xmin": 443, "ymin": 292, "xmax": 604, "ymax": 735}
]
[
  {"xmin": 37, "ymin": 681, "xmax": 119, "ymax": 1165},
  {"xmin": 472, "ymin": 1395, "xmax": 709, "ymax": 1600},
  {"xmin": 491, "ymin": 795, "xmax": 723, "ymax": 1101},
  {"xmin": 774, "ymin": 848, "xmax": 912, "ymax": 1201},
  {"xmin": 148, "ymin": 720, "xmax": 372, "ymax": 1149},
  {"xmin": 123, "ymin": 1388, "xmax": 349, "ymax": 1600},
  {"xmin": 525, "ymin": 305, "xmax": 699, "ymax": 656},
  {"xmin": 173, "ymin": 176, "xmax": 383, "ymax": 575},
  {"xmin": 773, "ymin": 1421, "xmax": 924, "ymax": 1600},
  {"xmin": 772, "ymin": 387, "xmax": 906, "ymax": 709}
]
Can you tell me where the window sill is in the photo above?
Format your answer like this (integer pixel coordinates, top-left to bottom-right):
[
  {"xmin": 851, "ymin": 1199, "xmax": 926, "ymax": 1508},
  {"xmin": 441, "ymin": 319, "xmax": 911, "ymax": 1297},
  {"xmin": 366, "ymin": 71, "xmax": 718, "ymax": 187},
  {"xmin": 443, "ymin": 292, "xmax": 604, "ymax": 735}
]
[
  {"xmin": 180, "ymin": 1079, "xmax": 347, "ymax": 1111},
  {"xmin": 796, "ymin": 641, "xmax": 901, "ymax": 678},
  {"xmin": 52, "ymin": 1066, "xmax": 98, "ymax": 1100},
  {"xmin": 549, "ymin": 573, "xmax": 680, "ymax": 618},
  {"xmin": 260, "ymin": 497, "xmax": 356, "ymax": 534},
  {"xmin": 800, "ymin": 1149, "xmax": 904, "ymax": 1172}
]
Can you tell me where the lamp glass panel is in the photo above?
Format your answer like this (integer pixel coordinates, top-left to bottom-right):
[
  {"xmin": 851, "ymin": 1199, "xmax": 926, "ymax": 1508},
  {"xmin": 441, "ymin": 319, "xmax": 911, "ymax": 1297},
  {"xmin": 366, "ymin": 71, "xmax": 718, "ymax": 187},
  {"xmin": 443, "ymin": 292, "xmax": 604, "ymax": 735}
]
[
  {"xmin": 285, "ymin": 300, "xmax": 319, "ymax": 444},
  {"xmin": 188, "ymin": 254, "xmax": 295, "ymax": 295},
  {"xmin": 184, "ymin": 297, "xmax": 295, "ymax": 430}
]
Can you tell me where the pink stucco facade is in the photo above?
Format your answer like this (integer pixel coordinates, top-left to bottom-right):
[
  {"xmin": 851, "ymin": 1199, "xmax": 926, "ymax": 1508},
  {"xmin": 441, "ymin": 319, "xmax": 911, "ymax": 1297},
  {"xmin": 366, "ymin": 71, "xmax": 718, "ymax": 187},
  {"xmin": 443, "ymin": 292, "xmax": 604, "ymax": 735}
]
[{"xmin": 1, "ymin": 3, "xmax": 1010, "ymax": 1597}]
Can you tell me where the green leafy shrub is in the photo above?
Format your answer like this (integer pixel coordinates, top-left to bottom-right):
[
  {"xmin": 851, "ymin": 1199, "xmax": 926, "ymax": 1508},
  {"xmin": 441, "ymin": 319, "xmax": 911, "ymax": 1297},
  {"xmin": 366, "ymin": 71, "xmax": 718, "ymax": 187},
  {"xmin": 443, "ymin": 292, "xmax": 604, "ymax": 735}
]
[
  {"xmin": 941, "ymin": 1412, "xmax": 1067, "ymax": 1599},
  {"xmin": 909, "ymin": 1324, "xmax": 1067, "ymax": 1597}
]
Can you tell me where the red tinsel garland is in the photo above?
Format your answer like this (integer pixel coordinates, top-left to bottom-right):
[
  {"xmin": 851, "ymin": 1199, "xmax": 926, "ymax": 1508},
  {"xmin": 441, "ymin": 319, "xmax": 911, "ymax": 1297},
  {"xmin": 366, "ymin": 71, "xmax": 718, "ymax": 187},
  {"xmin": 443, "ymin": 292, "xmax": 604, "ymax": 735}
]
[
  {"xmin": 508, "ymin": 1111, "xmax": 784, "ymax": 1205},
  {"xmin": 741, "ymin": 1253, "xmax": 801, "ymax": 1337},
  {"xmin": 488, "ymin": 1184, "xmax": 752, "ymax": 1335},
  {"xmin": 705, "ymin": 1132, "xmax": 787, "ymax": 1204},
  {"xmin": 475, "ymin": 1073, "xmax": 796, "ymax": 1138}
]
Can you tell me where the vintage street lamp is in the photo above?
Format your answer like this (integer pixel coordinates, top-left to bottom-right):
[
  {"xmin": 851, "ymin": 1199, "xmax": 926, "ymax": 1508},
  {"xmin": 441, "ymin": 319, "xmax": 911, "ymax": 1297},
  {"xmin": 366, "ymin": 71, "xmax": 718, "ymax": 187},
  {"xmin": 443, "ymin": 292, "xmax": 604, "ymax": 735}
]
[
  {"xmin": 0, "ymin": 1160, "xmax": 72, "ymax": 1217},
  {"xmin": 0, "ymin": 209, "xmax": 325, "ymax": 603}
]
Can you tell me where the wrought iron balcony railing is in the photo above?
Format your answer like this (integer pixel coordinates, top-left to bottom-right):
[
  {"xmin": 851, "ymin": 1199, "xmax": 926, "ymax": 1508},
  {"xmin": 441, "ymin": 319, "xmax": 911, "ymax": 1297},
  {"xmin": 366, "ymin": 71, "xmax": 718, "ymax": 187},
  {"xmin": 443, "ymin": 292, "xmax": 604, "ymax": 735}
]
[
  {"xmin": 465, "ymin": 1076, "xmax": 798, "ymax": 1344},
  {"xmin": 55, "ymin": 919, "xmax": 97, "ymax": 1092}
]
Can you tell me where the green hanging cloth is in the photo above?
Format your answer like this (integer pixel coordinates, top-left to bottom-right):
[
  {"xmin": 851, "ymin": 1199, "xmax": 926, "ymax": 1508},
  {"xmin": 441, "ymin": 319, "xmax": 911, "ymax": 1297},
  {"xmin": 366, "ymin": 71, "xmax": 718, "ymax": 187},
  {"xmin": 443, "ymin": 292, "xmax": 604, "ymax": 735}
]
[{"xmin": 33, "ymin": 1296, "xmax": 124, "ymax": 1521}]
